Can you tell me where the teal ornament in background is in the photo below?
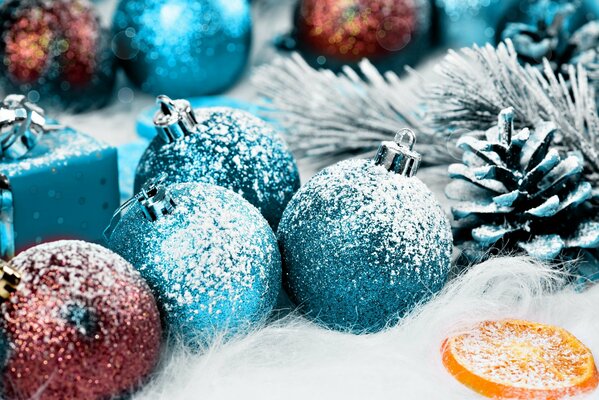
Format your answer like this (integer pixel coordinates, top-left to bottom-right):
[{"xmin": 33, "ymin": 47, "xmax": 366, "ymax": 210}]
[
  {"xmin": 134, "ymin": 96, "xmax": 300, "ymax": 229},
  {"xmin": 112, "ymin": 0, "xmax": 252, "ymax": 97},
  {"xmin": 135, "ymin": 96, "xmax": 264, "ymax": 140},
  {"xmin": 434, "ymin": 0, "xmax": 517, "ymax": 47},
  {"xmin": 277, "ymin": 130, "xmax": 453, "ymax": 333},
  {"xmin": 105, "ymin": 179, "xmax": 281, "ymax": 347}
]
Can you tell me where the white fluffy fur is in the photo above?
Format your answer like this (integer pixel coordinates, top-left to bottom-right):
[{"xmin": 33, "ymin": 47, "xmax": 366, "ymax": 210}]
[
  {"xmin": 133, "ymin": 257, "xmax": 599, "ymax": 400},
  {"xmin": 50, "ymin": 5, "xmax": 597, "ymax": 399}
]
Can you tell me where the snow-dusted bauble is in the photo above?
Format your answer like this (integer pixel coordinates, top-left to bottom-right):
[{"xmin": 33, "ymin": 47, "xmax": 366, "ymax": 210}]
[
  {"xmin": 0, "ymin": 0, "xmax": 116, "ymax": 111},
  {"xmin": 0, "ymin": 240, "xmax": 162, "ymax": 400},
  {"xmin": 278, "ymin": 130, "xmax": 453, "ymax": 333},
  {"xmin": 134, "ymin": 96, "xmax": 300, "ymax": 229},
  {"xmin": 112, "ymin": 0, "xmax": 251, "ymax": 97},
  {"xmin": 106, "ymin": 178, "xmax": 281, "ymax": 346}
]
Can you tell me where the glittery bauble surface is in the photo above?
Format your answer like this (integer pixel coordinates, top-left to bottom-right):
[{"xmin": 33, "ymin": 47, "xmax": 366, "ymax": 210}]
[
  {"xmin": 293, "ymin": 0, "xmax": 430, "ymax": 68},
  {"xmin": 135, "ymin": 107, "xmax": 300, "ymax": 229},
  {"xmin": 107, "ymin": 182, "xmax": 281, "ymax": 346},
  {"xmin": 0, "ymin": 0, "xmax": 116, "ymax": 111},
  {"xmin": 1, "ymin": 241, "xmax": 162, "ymax": 400},
  {"xmin": 278, "ymin": 159, "xmax": 453, "ymax": 333},
  {"xmin": 112, "ymin": 0, "xmax": 251, "ymax": 97}
]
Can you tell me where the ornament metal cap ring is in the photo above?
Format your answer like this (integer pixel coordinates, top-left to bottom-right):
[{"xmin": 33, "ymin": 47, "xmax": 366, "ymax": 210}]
[
  {"xmin": 373, "ymin": 128, "xmax": 421, "ymax": 177},
  {"xmin": 153, "ymin": 95, "xmax": 198, "ymax": 143},
  {"xmin": 103, "ymin": 173, "xmax": 177, "ymax": 242},
  {"xmin": 137, "ymin": 173, "xmax": 177, "ymax": 222},
  {"xmin": 0, "ymin": 94, "xmax": 61, "ymax": 160}
]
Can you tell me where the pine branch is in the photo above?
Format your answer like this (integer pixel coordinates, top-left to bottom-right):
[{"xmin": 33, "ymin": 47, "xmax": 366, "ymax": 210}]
[
  {"xmin": 252, "ymin": 53, "xmax": 455, "ymax": 166},
  {"xmin": 426, "ymin": 40, "xmax": 599, "ymax": 184}
]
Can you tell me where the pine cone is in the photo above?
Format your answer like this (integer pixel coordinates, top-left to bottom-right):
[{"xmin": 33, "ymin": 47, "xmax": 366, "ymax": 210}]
[
  {"xmin": 501, "ymin": 1, "xmax": 575, "ymax": 69},
  {"xmin": 446, "ymin": 107, "xmax": 599, "ymax": 262},
  {"xmin": 569, "ymin": 21, "xmax": 599, "ymax": 84}
]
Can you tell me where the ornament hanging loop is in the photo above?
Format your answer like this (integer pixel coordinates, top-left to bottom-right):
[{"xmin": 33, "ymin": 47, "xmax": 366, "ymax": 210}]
[
  {"xmin": 153, "ymin": 95, "xmax": 198, "ymax": 143},
  {"xmin": 103, "ymin": 173, "xmax": 176, "ymax": 242},
  {"xmin": 394, "ymin": 128, "xmax": 417, "ymax": 150},
  {"xmin": 0, "ymin": 94, "xmax": 61, "ymax": 160},
  {"xmin": 374, "ymin": 128, "xmax": 422, "ymax": 177}
]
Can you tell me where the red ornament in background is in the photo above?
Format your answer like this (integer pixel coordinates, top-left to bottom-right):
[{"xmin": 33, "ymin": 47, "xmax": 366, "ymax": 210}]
[
  {"xmin": 0, "ymin": 0, "xmax": 116, "ymax": 111},
  {"xmin": 0, "ymin": 241, "xmax": 162, "ymax": 400},
  {"xmin": 295, "ymin": 0, "xmax": 420, "ymax": 62}
]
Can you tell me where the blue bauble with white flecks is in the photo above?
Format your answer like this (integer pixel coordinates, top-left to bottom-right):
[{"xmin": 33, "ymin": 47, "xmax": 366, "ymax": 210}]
[
  {"xmin": 278, "ymin": 156, "xmax": 453, "ymax": 333},
  {"xmin": 135, "ymin": 106, "xmax": 300, "ymax": 229},
  {"xmin": 112, "ymin": 0, "xmax": 251, "ymax": 97},
  {"xmin": 106, "ymin": 181, "xmax": 281, "ymax": 346}
]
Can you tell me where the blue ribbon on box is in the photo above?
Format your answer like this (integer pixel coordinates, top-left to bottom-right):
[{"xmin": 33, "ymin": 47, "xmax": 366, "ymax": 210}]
[
  {"xmin": 0, "ymin": 174, "xmax": 14, "ymax": 261},
  {"xmin": 0, "ymin": 95, "xmax": 61, "ymax": 160}
]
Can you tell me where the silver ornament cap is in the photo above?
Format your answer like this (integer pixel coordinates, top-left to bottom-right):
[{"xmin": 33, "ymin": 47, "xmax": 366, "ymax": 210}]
[
  {"xmin": 0, "ymin": 94, "xmax": 60, "ymax": 160},
  {"xmin": 137, "ymin": 175, "xmax": 177, "ymax": 222},
  {"xmin": 373, "ymin": 129, "xmax": 421, "ymax": 177},
  {"xmin": 153, "ymin": 95, "xmax": 198, "ymax": 143},
  {"xmin": 103, "ymin": 173, "xmax": 176, "ymax": 242}
]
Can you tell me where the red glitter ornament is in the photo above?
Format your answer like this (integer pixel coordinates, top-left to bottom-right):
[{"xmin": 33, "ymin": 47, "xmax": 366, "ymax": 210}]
[
  {"xmin": 0, "ymin": 241, "xmax": 162, "ymax": 400},
  {"xmin": 0, "ymin": 0, "xmax": 116, "ymax": 111},
  {"xmin": 295, "ymin": 0, "xmax": 421, "ymax": 62}
]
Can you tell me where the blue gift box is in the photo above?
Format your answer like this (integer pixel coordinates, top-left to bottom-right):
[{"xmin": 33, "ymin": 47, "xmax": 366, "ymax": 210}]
[{"xmin": 0, "ymin": 99, "xmax": 119, "ymax": 256}]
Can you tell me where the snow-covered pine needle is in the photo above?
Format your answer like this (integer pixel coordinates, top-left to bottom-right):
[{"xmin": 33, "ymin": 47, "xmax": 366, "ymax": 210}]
[
  {"xmin": 252, "ymin": 53, "xmax": 454, "ymax": 167},
  {"xmin": 427, "ymin": 40, "xmax": 599, "ymax": 184}
]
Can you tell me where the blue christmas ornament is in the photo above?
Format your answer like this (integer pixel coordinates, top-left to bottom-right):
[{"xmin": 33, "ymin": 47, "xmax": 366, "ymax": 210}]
[
  {"xmin": 112, "ymin": 0, "xmax": 251, "ymax": 97},
  {"xmin": 105, "ymin": 177, "xmax": 281, "ymax": 346},
  {"xmin": 435, "ymin": 0, "xmax": 518, "ymax": 47},
  {"xmin": 135, "ymin": 96, "xmax": 265, "ymax": 140},
  {"xmin": 278, "ymin": 130, "xmax": 453, "ymax": 333},
  {"xmin": 135, "ymin": 96, "xmax": 300, "ymax": 229}
]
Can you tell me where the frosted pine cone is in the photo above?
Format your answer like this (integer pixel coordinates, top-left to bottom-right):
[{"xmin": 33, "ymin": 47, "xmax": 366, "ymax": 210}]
[{"xmin": 446, "ymin": 107, "xmax": 599, "ymax": 263}]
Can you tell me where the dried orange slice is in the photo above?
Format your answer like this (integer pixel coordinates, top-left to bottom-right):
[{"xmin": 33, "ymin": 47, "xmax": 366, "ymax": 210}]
[{"xmin": 442, "ymin": 319, "xmax": 599, "ymax": 399}]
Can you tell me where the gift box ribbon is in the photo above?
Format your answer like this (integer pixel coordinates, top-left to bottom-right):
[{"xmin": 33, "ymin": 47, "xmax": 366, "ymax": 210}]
[
  {"xmin": 0, "ymin": 94, "xmax": 61, "ymax": 160},
  {"xmin": 0, "ymin": 174, "xmax": 14, "ymax": 261}
]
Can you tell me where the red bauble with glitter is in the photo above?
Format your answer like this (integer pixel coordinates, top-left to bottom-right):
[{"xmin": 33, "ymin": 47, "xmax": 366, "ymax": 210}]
[
  {"xmin": 294, "ymin": 0, "xmax": 430, "ymax": 64},
  {"xmin": 0, "ymin": 241, "xmax": 162, "ymax": 400},
  {"xmin": 0, "ymin": 0, "xmax": 116, "ymax": 111}
]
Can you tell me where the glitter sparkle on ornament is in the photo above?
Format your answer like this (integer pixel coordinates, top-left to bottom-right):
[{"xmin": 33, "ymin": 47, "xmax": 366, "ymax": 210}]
[
  {"xmin": 112, "ymin": 0, "xmax": 251, "ymax": 97},
  {"xmin": 0, "ymin": 0, "xmax": 116, "ymax": 111},
  {"xmin": 0, "ymin": 241, "xmax": 162, "ymax": 400},
  {"xmin": 107, "ymin": 182, "xmax": 281, "ymax": 347},
  {"xmin": 289, "ymin": 0, "xmax": 431, "ymax": 70},
  {"xmin": 278, "ymin": 158, "xmax": 453, "ymax": 333},
  {"xmin": 135, "ymin": 106, "xmax": 300, "ymax": 229}
]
